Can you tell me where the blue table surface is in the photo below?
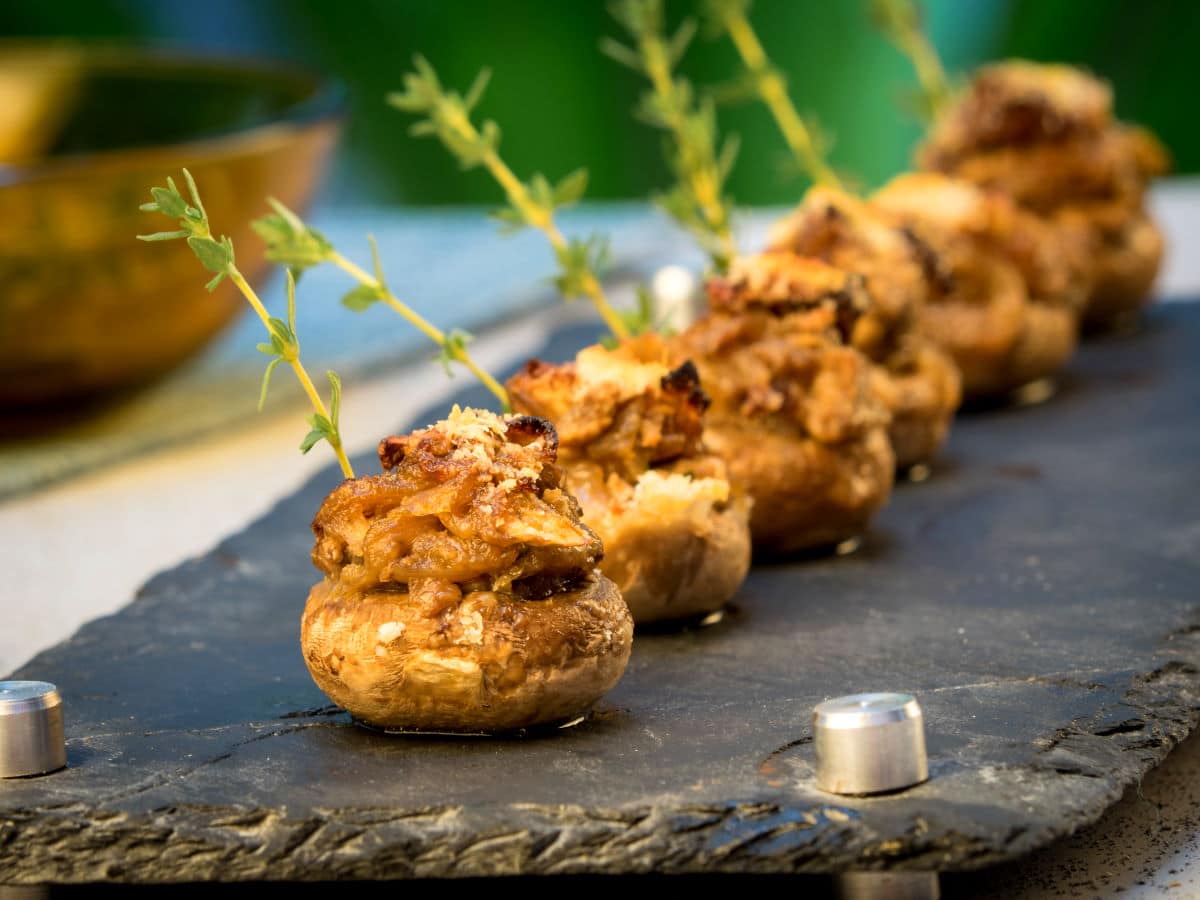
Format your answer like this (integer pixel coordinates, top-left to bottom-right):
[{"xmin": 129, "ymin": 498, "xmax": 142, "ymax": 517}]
[{"xmin": 0, "ymin": 203, "xmax": 744, "ymax": 500}]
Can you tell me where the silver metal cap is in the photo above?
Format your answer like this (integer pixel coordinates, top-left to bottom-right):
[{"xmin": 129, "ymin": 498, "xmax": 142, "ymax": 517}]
[
  {"xmin": 813, "ymin": 692, "xmax": 927, "ymax": 795},
  {"xmin": 0, "ymin": 681, "xmax": 66, "ymax": 778}
]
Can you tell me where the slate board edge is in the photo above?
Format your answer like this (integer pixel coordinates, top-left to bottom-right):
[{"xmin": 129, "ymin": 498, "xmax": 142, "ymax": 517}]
[
  {"xmin": 2, "ymin": 630, "xmax": 1200, "ymax": 882},
  {"xmin": 3, "ymin": 459, "xmax": 1200, "ymax": 880},
  {"xmin": 5, "ymin": 307, "xmax": 1200, "ymax": 882}
]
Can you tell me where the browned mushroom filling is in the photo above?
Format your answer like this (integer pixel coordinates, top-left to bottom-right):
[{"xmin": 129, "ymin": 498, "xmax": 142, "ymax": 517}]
[
  {"xmin": 920, "ymin": 62, "xmax": 1114, "ymax": 165},
  {"xmin": 310, "ymin": 408, "xmax": 603, "ymax": 603},
  {"xmin": 918, "ymin": 61, "xmax": 1168, "ymax": 236},
  {"xmin": 766, "ymin": 188, "xmax": 935, "ymax": 366},
  {"xmin": 506, "ymin": 334, "xmax": 718, "ymax": 485},
  {"xmin": 679, "ymin": 254, "xmax": 888, "ymax": 442}
]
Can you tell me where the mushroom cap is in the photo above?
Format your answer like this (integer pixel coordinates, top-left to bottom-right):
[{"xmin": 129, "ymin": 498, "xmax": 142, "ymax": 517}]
[
  {"xmin": 871, "ymin": 339, "xmax": 961, "ymax": 470},
  {"xmin": 704, "ymin": 419, "xmax": 895, "ymax": 555},
  {"xmin": 301, "ymin": 572, "xmax": 632, "ymax": 732},
  {"xmin": 916, "ymin": 248, "xmax": 1078, "ymax": 397},
  {"xmin": 566, "ymin": 463, "xmax": 752, "ymax": 624},
  {"xmin": 915, "ymin": 61, "xmax": 1167, "ymax": 328},
  {"xmin": 1076, "ymin": 211, "xmax": 1164, "ymax": 329},
  {"xmin": 761, "ymin": 194, "xmax": 964, "ymax": 470},
  {"xmin": 872, "ymin": 173, "xmax": 1085, "ymax": 398}
]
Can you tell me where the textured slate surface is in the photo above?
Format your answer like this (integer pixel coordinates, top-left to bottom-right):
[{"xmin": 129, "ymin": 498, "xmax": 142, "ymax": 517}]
[{"xmin": 3, "ymin": 305, "xmax": 1200, "ymax": 883}]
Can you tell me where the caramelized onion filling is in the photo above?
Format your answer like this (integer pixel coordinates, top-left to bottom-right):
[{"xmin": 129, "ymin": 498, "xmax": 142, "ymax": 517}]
[
  {"xmin": 506, "ymin": 334, "xmax": 713, "ymax": 484},
  {"xmin": 311, "ymin": 407, "xmax": 602, "ymax": 603}
]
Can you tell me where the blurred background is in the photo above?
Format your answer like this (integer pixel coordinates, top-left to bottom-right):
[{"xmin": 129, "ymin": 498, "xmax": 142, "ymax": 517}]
[
  {"xmin": 4, "ymin": 0, "xmax": 1196, "ymax": 206},
  {"xmin": 7, "ymin": 9, "xmax": 1200, "ymax": 890},
  {"xmin": 3, "ymin": 0, "xmax": 1197, "ymax": 500}
]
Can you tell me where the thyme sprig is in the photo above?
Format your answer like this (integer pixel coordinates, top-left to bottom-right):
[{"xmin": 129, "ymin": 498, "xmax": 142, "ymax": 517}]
[
  {"xmin": 600, "ymin": 285, "xmax": 671, "ymax": 350},
  {"xmin": 388, "ymin": 56, "xmax": 630, "ymax": 341},
  {"xmin": 251, "ymin": 199, "xmax": 510, "ymax": 410},
  {"xmin": 138, "ymin": 171, "xmax": 355, "ymax": 479},
  {"xmin": 869, "ymin": 0, "xmax": 953, "ymax": 122},
  {"xmin": 704, "ymin": 0, "xmax": 844, "ymax": 191},
  {"xmin": 604, "ymin": 0, "xmax": 739, "ymax": 271}
]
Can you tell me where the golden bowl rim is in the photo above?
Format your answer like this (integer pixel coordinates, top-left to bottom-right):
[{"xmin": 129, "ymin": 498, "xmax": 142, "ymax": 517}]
[{"xmin": 0, "ymin": 39, "xmax": 344, "ymax": 185}]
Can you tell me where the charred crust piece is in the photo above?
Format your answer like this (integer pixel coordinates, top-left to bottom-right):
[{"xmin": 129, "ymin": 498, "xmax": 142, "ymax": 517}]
[
  {"xmin": 517, "ymin": 358, "xmax": 555, "ymax": 379},
  {"xmin": 378, "ymin": 435, "xmax": 406, "ymax": 471},
  {"xmin": 511, "ymin": 569, "xmax": 590, "ymax": 601},
  {"xmin": 947, "ymin": 84, "xmax": 1081, "ymax": 151},
  {"xmin": 832, "ymin": 285, "xmax": 868, "ymax": 343},
  {"xmin": 660, "ymin": 360, "xmax": 710, "ymax": 413},
  {"xmin": 505, "ymin": 414, "xmax": 560, "ymax": 452},
  {"xmin": 921, "ymin": 61, "xmax": 1115, "ymax": 169}
]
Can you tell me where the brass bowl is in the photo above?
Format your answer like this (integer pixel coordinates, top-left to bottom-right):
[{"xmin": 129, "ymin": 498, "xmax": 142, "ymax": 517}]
[{"xmin": 0, "ymin": 43, "xmax": 341, "ymax": 407}]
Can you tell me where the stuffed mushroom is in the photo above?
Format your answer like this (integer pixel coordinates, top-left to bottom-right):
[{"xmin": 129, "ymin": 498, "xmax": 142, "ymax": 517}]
[
  {"xmin": 767, "ymin": 187, "xmax": 961, "ymax": 467},
  {"xmin": 302, "ymin": 407, "xmax": 633, "ymax": 733},
  {"xmin": 506, "ymin": 335, "xmax": 751, "ymax": 625},
  {"xmin": 872, "ymin": 171, "xmax": 1088, "ymax": 398},
  {"xmin": 918, "ymin": 60, "xmax": 1168, "ymax": 330},
  {"xmin": 674, "ymin": 254, "xmax": 895, "ymax": 555}
]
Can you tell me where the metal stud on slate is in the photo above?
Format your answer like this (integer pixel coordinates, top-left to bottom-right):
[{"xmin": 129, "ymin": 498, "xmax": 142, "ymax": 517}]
[
  {"xmin": 0, "ymin": 681, "xmax": 66, "ymax": 778},
  {"xmin": 813, "ymin": 693, "xmax": 928, "ymax": 795}
]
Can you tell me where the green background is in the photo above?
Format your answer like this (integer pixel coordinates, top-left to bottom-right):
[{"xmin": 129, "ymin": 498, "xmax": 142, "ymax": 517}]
[{"xmin": 3, "ymin": 0, "xmax": 1195, "ymax": 205}]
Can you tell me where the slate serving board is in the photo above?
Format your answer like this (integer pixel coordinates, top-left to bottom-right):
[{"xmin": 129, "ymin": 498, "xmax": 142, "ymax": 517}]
[{"xmin": 3, "ymin": 305, "xmax": 1200, "ymax": 883}]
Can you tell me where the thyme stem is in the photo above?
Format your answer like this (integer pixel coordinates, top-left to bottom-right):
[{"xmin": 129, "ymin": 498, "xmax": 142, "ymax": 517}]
[
  {"xmin": 607, "ymin": 0, "xmax": 740, "ymax": 271},
  {"xmin": 329, "ymin": 251, "xmax": 511, "ymax": 409},
  {"xmin": 389, "ymin": 58, "xmax": 630, "ymax": 341},
  {"xmin": 719, "ymin": 7, "xmax": 843, "ymax": 190},
  {"xmin": 637, "ymin": 29, "xmax": 736, "ymax": 259},
  {"xmin": 226, "ymin": 268, "xmax": 354, "ymax": 479},
  {"xmin": 251, "ymin": 195, "xmax": 511, "ymax": 411},
  {"xmin": 138, "ymin": 171, "xmax": 355, "ymax": 479},
  {"xmin": 463, "ymin": 128, "xmax": 629, "ymax": 340},
  {"xmin": 870, "ymin": 0, "xmax": 953, "ymax": 122}
]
